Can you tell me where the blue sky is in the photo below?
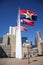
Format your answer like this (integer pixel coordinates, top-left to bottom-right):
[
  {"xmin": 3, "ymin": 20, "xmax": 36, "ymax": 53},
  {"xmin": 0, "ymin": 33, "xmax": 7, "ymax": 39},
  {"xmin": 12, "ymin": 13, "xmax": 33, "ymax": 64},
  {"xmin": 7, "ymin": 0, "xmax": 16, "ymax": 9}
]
[{"xmin": 0, "ymin": 0, "xmax": 43, "ymax": 45}]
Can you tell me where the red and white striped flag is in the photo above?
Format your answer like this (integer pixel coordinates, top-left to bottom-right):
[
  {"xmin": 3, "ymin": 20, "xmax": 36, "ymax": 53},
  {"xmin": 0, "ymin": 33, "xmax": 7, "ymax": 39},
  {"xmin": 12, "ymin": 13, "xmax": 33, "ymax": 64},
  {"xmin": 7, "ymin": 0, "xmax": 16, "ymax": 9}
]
[{"xmin": 16, "ymin": 26, "xmax": 27, "ymax": 32}]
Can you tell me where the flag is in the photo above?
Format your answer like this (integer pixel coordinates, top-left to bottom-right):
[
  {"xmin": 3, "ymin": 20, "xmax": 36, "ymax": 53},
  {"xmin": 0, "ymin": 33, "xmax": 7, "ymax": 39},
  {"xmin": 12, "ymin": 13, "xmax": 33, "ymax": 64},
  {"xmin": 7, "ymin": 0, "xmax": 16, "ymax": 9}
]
[
  {"xmin": 16, "ymin": 26, "xmax": 27, "ymax": 32},
  {"xmin": 20, "ymin": 10, "xmax": 37, "ymax": 25},
  {"xmin": 20, "ymin": 26, "xmax": 27, "ymax": 31}
]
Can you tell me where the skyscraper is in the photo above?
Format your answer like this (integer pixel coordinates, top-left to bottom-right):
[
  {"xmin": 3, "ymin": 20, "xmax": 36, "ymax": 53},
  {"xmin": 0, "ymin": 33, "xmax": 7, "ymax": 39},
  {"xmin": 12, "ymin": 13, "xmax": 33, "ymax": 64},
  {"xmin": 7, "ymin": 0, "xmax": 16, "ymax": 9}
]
[{"xmin": 36, "ymin": 31, "xmax": 42, "ymax": 43}]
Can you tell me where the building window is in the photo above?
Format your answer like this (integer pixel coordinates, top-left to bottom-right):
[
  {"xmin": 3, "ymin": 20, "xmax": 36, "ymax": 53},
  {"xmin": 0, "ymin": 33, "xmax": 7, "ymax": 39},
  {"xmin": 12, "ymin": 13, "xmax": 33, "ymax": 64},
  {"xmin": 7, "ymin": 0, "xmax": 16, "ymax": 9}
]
[{"xmin": 7, "ymin": 37, "xmax": 10, "ymax": 45}]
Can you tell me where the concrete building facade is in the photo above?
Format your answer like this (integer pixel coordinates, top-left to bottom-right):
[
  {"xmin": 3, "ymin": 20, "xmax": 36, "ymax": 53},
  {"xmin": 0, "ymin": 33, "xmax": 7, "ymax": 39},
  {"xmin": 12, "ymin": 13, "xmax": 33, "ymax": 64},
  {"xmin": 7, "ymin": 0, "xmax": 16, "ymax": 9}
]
[
  {"xmin": 35, "ymin": 31, "xmax": 43, "ymax": 55},
  {"xmin": 1, "ymin": 34, "xmax": 16, "ymax": 57}
]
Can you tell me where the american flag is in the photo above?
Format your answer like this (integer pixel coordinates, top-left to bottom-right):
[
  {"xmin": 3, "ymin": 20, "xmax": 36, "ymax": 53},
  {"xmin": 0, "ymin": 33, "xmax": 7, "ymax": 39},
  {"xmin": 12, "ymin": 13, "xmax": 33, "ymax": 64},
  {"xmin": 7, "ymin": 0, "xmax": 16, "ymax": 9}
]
[{"xmin": 16, "ymin": 26, "xmax": 27, "ymax": 32}]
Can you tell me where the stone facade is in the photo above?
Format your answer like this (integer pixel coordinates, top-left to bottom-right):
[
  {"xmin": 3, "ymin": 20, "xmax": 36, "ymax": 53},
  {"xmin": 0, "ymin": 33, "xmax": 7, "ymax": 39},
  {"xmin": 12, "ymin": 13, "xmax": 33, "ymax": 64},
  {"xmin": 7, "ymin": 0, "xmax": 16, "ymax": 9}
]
[
  {"xmin": 1, "ymin": 34, "xmax": 16, "ymax": 57},
  {"xmin": 35, "ymin": 31, "xmax": 43, "ymax": 55}
]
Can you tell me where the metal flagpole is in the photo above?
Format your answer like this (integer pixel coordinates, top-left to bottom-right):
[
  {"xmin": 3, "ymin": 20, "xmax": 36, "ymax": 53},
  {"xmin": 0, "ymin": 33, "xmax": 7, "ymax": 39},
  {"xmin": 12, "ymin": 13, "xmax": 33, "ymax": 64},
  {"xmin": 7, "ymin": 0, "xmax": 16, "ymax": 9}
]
[{"xmin": 16, "ymin": 9, "xmax": 22, "ymax": 59}]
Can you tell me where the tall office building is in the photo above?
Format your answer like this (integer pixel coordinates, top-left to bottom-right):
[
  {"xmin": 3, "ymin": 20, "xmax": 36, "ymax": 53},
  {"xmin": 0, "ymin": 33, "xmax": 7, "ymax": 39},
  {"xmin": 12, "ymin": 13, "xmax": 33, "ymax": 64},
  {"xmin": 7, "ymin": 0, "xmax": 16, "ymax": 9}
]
[
  {"xmin": 35, "ymin": 37, "xmax": 38, "ymax": 47},
  {"xmin": 22, "ymin": 37, "xmax": 28, "ymax": 44},
  {"xmin": 36, "ymin": 31, "xmax": 42, "ymax": 43}
]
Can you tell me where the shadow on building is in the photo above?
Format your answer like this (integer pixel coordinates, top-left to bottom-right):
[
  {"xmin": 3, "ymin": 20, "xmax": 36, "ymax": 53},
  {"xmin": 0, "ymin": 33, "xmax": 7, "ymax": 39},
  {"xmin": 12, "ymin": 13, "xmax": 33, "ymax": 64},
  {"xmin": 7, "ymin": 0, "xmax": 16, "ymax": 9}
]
[{"xmin": 0, "ymin": 46, "xmax": 8, "ymax": 58}]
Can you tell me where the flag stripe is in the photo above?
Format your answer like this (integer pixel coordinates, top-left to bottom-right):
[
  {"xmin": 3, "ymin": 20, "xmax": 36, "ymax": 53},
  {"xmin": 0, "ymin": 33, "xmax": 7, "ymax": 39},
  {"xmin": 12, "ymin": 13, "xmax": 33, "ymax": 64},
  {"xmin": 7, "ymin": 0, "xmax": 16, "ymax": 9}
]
[
  {"xmin": 20, "ymin": 10, "xmax": 27, "ymax": 14},
  {"xmin": 23, "ymin": 19, "xmax": 34, "ymax": 26},
  {"xmin": 20, "ymin": 10, "xmax": 37, "ymax": 15}
]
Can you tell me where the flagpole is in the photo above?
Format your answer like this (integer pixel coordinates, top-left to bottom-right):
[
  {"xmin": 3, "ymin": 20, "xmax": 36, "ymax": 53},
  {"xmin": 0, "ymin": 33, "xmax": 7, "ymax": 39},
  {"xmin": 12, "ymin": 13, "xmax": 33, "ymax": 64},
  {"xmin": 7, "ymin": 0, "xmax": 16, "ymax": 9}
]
[{"xmin": 16, "ymin": 9, "xmax": 22, "ymax": 59}]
